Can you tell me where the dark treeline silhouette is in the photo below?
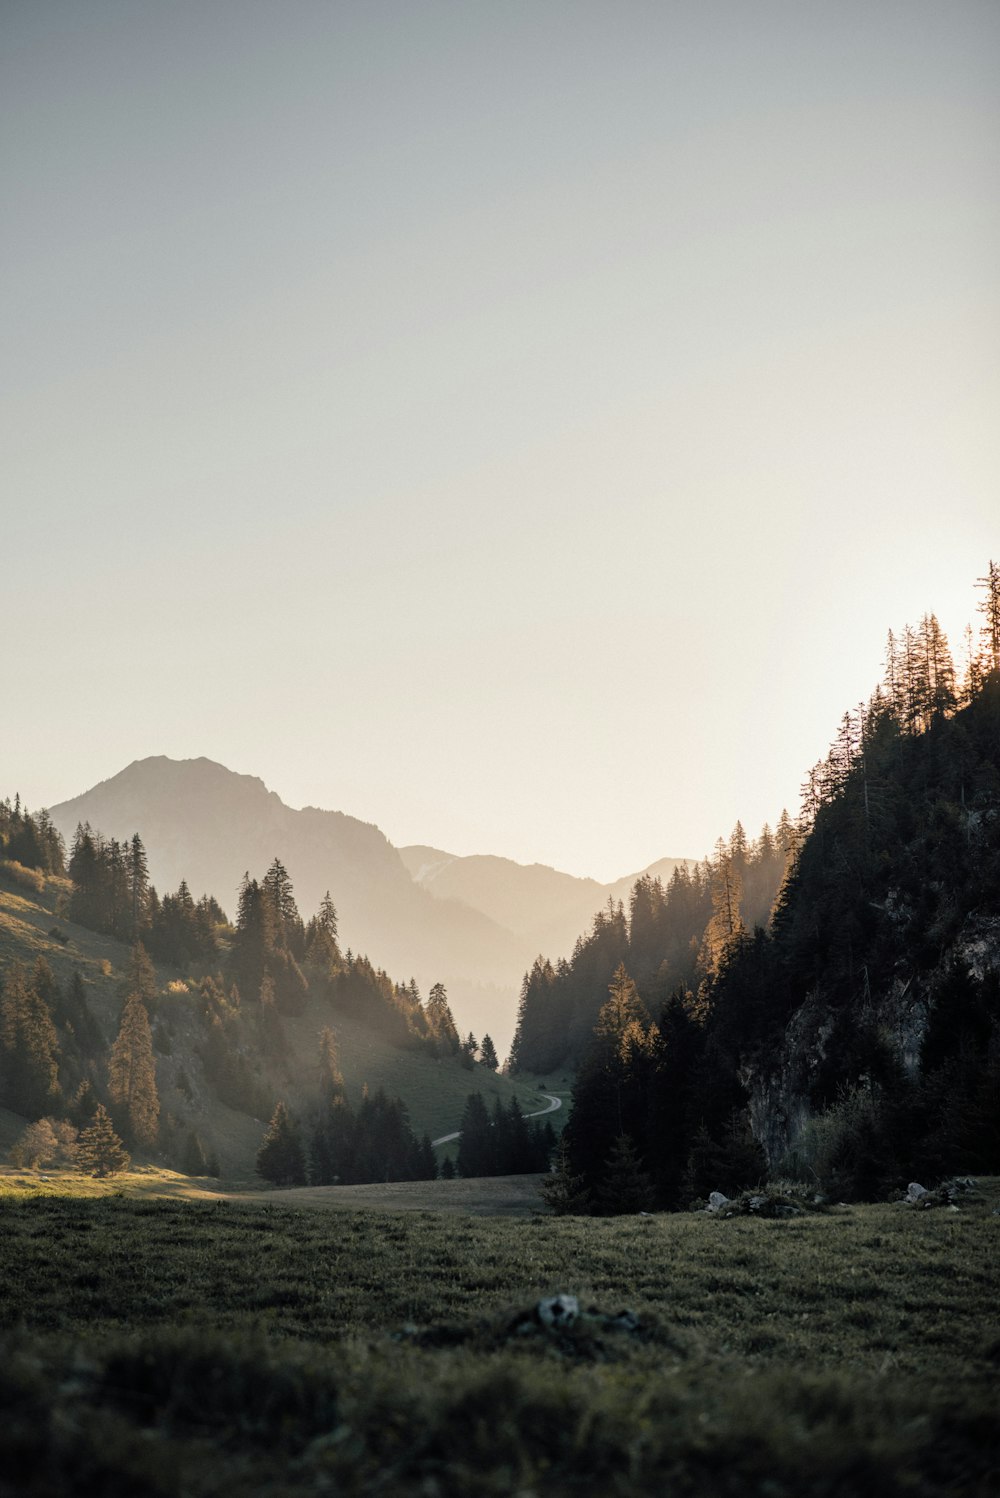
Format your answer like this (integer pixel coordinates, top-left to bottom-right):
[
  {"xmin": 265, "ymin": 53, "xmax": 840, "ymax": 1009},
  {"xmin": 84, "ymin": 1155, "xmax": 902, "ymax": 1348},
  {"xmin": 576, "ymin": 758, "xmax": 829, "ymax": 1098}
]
[
  {"xmin": 256, "ymin": 1028, "xmax": 437, "ymax": 1187},
  {"xmin": 555, "ymin": 565, "xmax": 1000, "ymax": 1210},
  {"xmin": 455, "ymin": 1092, "xmax": 555, "ymax": 1177}
]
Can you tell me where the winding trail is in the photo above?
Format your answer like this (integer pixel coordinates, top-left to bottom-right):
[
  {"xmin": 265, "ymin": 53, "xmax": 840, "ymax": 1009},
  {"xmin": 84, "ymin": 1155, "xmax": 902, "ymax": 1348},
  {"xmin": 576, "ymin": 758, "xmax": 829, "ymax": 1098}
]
[{"xmin": 431, "ymin": 1092, "xmax": 562, "ymax": 1148}]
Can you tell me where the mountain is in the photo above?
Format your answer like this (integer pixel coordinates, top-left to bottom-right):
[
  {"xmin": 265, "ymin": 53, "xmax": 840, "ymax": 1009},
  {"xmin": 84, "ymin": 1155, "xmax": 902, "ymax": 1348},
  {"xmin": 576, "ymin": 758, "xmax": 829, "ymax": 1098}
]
[
  {"xmin": 48, "ymin": 759, "xmax": 526, "ymax": 1046},
  {"xmin": 48, "ymin": 758, "xmax": 694, "ymax": 1054},
  {"xmin": 399, "ymin": 846, "xmax": 691, "ymax": 963}
]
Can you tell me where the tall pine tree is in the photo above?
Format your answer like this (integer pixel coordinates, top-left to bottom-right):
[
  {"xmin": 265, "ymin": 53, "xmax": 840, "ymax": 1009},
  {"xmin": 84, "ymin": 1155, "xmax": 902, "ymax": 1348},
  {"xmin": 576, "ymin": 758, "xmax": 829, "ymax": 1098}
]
[{"xmin": 108, "ymin": 994, "xmax": 159, "ymax": 1147}]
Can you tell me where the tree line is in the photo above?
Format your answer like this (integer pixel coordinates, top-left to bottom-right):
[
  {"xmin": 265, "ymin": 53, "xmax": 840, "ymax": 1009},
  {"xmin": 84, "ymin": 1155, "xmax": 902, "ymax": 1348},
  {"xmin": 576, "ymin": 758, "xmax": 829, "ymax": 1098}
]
[{"xmin": 509, "ymin": 817, "xmax": 792, "ymax": 1077}]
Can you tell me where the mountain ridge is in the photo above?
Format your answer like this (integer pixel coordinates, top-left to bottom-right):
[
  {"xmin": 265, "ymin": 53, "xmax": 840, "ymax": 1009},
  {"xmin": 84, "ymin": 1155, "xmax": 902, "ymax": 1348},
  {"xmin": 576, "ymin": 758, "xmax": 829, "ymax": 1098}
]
[{"xmin": 47, "ymin": 757, "xmax": 695, "ymax": 1051}]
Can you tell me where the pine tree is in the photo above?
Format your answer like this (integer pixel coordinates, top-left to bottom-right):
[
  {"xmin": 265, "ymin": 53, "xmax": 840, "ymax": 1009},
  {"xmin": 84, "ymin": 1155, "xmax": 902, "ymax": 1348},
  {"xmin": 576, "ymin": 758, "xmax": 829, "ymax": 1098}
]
[
  {"xmin": 256, "ymin": 1100, "xmax": 306, "ymax": 1185},
  {"xmin": 108, "ymin": 993, "xmax": 159, "ymax": 1146},
  {"xmin": 306, "ymin": 891, "xmax": 341, "ymax": 973},
  {"xmin": 479, "ymin": 1034, "xmax": 499, "ymax": 1070},
  {"xmin": 262, "ymin": 858, "xmax": 303, "ymax": 954},
  {"xmin": 0, "ymin": 962, "xmax": 60, "ymax": 1118},
  {"xmin": 456, "ymin": 1092, "xmax": 492, "ymax": 1176},
  {"xmin": 539, "ymin": 1135, "xmax": 592, "ymax": 1215},
  {"xmin": 75, "ymin": 1104, "xmax": 131, "ymax": 1177},
  {"xmin": 426, "ymin": 982, "xmax": 460, "ymax": 1055},
  {"xmin": 122, "ymin": 942, "xmax": 157, "ymax": 1007},
  {"xmin": 598, "ymin": 1133, "xmax": 654, "ymax": 1215},
  {"xmin": 977, "ymin": 559, "xmax": 1000, "ymax": 678},
  {"xmin": 231, "ymin": 874, "xmax": 275, "ymax": 998},
  {"xmin": 127, "ymin": 833, "xmax": 150, "ymax": 939},
  {"xmin": 699, "ymin": 839, "xmax": 745, "ymax": 977}
]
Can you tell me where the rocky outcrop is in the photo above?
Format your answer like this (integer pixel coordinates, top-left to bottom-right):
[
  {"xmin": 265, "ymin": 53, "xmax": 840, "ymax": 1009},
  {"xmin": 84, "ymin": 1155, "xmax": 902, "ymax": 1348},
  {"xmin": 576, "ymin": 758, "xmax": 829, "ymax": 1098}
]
[{"xmin": 746, "ymin": 913, "xmax": 1000, "ymax": 1169}]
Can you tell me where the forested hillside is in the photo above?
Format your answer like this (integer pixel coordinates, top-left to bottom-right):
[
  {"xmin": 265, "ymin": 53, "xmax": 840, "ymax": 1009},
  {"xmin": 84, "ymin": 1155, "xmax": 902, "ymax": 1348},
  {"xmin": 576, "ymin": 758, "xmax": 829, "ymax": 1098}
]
[
  {"xmin": 509, "ymin": 820, "xmax": 791, "ymax": 1075},
  {"xmin": 552, "ymin": 566, "xmax": 1000, "ymax": 1210},
  {"xmin": 0, "ymin": 828, "xmax": 542, "ymax": 1184}
]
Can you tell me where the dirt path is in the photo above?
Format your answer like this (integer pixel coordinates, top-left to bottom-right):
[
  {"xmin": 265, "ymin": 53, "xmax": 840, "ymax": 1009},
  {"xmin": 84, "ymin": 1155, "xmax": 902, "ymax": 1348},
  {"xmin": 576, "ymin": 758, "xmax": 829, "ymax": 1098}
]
[{"xmin": 431, "ymin": 1092, "xmax": 562, "ymax": 1147}]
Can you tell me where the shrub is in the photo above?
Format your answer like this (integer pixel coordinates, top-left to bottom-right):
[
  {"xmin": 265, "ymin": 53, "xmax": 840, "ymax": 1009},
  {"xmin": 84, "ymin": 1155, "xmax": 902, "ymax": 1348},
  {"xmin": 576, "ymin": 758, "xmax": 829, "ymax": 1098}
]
[
  {"xmin": 798, "ymin": 1081, "xmax": 901, "ymax": 1201},
  {"xmin": 9, "ymin": 1119, "xmax": 59, "ymax": 1169}
]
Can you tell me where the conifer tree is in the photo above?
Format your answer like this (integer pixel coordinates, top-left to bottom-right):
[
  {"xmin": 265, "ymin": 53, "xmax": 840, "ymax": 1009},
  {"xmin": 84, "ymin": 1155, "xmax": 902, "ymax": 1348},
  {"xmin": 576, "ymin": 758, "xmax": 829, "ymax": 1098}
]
[
  {"xmin": 456, "ymin": 1092, "xmax": 492, "ymax": 1176},
  {"xmin": 122, "ymin": 942, "xmax": 157, "ymax": 1007},
  {"xmin": 598, "ymin": 1133, "xmax": 654, "ymax": 1215},
  {"xmin": 0, "ymin": 962, "xmax": 60, "ymax": 1118},
  {"xmin": 305, "ymin": 891, "xmax": 341, "ymax": 973},
  {"xmin": 128, "ymin": 833, "xmax": 150, "ymax": 938},
  {"xmin": 977, "ymin": 559, "xmax": 1000, "ymax": 677},
  {"xmin": 256, "ymin": 1100, "xmax": 306, "ymax": 1185},
  {"xmin": 426, "ymin": 982, "xmax": 461, "ymax": 1055},
  {"xmin": 540, "ymin": 1135, "xmax": 592, "ymax": 1215},
  {"xmin": 75, "ymin": 1104, "xmax": 130, "ymax": 1177},
  {"xmin": 479, "ymin": 1034, "xmax": 499, "ymax": 1070},
  {"xmin": 699, "ymin": 839, "xmax": 745, "ymax": 977},
  {"xmin": 108, "ymin": 993, "xmax": 159, "ymax": 1146}
]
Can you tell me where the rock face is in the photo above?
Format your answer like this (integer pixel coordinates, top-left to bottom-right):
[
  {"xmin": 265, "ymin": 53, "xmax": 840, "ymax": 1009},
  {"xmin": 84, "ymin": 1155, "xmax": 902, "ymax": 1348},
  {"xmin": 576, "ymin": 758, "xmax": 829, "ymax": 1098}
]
[{"xmin": 745, "ymin": 912, "xmax": 1000, "ymax": 1169}]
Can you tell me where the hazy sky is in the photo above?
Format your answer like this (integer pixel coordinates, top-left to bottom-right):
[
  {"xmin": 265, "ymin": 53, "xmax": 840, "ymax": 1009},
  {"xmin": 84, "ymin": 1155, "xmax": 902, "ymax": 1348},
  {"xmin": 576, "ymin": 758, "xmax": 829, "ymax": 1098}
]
[{"xmin": 3, "ymin": 2, "xmax": 998, "ymax": 882}]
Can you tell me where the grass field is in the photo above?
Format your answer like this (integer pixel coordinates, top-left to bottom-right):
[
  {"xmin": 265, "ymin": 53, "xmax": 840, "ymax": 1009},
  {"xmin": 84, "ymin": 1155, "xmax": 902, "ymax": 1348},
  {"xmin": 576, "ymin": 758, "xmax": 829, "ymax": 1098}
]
[{"xmin": 1, "ymin": 1176, "xmax": 997, "ymax": 1495}]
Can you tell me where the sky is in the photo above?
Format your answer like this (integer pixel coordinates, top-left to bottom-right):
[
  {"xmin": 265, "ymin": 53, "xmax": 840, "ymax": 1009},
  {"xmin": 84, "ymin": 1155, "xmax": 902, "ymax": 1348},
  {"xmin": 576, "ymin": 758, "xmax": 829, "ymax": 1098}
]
[{"xmin": 3, "ymin": 1, "xmax": 998, "ymax": 882}]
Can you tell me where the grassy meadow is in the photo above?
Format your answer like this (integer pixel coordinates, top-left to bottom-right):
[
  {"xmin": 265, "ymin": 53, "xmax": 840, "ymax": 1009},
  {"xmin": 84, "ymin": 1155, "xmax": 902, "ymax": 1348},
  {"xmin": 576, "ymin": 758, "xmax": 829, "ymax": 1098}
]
[{"xmin": 2, "ymin": 1176, "xmax": 997, "ymax": 1496}]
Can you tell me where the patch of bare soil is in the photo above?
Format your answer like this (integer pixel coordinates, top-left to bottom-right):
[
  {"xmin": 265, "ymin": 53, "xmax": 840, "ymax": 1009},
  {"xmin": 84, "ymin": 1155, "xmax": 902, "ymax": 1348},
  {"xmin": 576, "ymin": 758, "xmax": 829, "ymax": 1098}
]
[{"xmin": 222, "ymin": 1173, "xmax": 549, "ymax": 1216}]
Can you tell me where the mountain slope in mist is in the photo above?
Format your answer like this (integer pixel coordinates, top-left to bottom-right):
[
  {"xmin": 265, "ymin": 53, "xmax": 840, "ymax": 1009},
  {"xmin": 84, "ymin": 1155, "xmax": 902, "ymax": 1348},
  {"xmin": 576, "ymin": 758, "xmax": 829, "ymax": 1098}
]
[
  {"xmin": 399, "ymin": 847, "xmax": 690, "ymax": 961},
  {"xmin": 48, "ymin": 758, "xmax": 693, "ymax": 1052}
]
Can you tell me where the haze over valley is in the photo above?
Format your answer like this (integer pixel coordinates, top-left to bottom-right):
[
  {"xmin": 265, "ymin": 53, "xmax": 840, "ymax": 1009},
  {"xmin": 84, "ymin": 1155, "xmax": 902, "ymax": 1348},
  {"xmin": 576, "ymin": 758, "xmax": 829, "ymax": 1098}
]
[{"xmin": 47, "ymin": 754, "xmax": 693, "ymax": 1052}]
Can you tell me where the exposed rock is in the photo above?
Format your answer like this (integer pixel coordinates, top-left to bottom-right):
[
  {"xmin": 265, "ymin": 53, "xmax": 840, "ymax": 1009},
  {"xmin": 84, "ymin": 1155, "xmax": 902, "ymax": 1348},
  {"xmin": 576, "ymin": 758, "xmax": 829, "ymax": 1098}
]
[
  {"xmin": 536, "ymin": 1294, "xmax": 579, "ymax": 1329},
  {"xmin": 901, "ymin": 1177, "xmax": 981, "ymax": 1210},
  {"xmin": 706, "ymin": 1191, "xmax": 730, "ymax": 1213},
  {"xmin": 746, "ymin": 911, "xmax": 1000, "ymax": 1170},
  {"xmin": 394, "ymin": 1296, "xmax": 657, "ymax": 1363}
]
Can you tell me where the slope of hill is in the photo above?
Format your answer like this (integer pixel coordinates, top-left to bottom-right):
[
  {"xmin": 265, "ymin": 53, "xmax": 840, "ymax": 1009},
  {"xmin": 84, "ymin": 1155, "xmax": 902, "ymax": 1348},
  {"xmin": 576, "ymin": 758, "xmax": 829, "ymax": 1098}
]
[{"xmin": 0, "ymin": 866, "xmax": 553, "ymax": 1178}]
